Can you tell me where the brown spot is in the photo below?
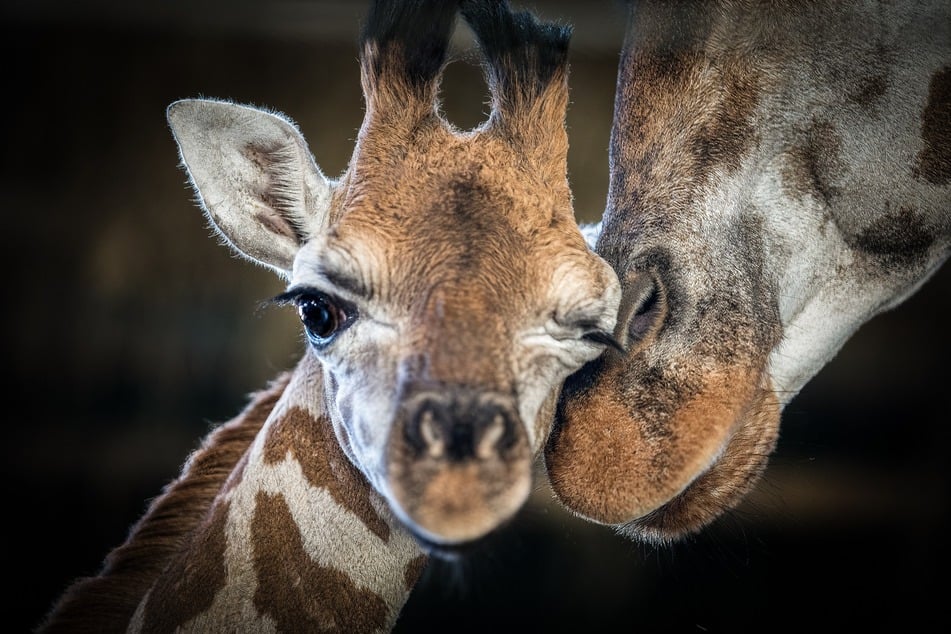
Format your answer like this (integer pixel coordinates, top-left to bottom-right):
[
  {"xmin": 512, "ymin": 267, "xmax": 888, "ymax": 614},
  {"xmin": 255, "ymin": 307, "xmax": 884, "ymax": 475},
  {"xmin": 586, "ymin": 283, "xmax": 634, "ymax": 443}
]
[
  {"xmin": 689, "ymin": 60, "xmax": 762, "ymax": 178},
  {"xmin": 403, "ymin": 555, "xmax": 429, "ymax": 591},
  {"xmin": 848, "ymin": 73, "xmax": 889, "ymax": 107},
  {"xmin": 252, "ymin": 491, "xmax": 390, "ymax": 632},
  {"xmin": 140, "ymin": 499, "xmax": 232, "ymax": 631},
  {"xmin": 914, "ymin": 66, "xmax": 951, "ymax": 185},
  {"xmin": 262, "ymin": 406, "xmax": 391, "ymax": 541},
  {"xmin": 782, "ymin": 118, "xmax": 844, "ymax": 207},
  {"xmin": 849, "ymin": 205, "xmax": 934, "ymax": 265}
]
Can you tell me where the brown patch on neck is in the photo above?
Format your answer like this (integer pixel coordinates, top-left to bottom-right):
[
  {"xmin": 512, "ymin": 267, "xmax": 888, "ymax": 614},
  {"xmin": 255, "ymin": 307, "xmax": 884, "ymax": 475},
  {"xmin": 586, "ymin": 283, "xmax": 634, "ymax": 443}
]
[
  {"xmin": 139, "ymin": 498, "xmax": 232, "ymax": 631},
  {"xmin": 38, "ymin": 373, "xmax": 290, "ymax": 633},
  {"xmin": 403, "ymin": 555, "xmax": 428, "ymax": 592},
  {"xmin": 262, "ymin": 406, "xmax": 391, "ymax": 541},
  {"xmin": 251, "ymin": 491, "xmax": 390, "ymax": 632},
  {"xmin": 848, "ymin": 73, "xmax": 889, "ymax": 108},
  {"xmin": 914, "ymin": 65, "xmax": 951, "ymax": 185}
]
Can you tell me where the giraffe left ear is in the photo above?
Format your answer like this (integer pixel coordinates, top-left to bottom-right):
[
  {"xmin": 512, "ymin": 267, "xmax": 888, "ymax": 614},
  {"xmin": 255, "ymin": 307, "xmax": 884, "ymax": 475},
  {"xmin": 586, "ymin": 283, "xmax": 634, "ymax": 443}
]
[{"xmin": 167, "ymin": 98, "xmax": 333, "ymax": 279}]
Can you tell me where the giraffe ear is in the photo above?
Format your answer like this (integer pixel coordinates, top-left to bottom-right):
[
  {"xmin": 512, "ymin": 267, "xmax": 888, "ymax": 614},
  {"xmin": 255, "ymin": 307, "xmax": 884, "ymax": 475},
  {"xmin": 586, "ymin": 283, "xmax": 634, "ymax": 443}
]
[{"xmin": 167, "ymin": 98, "xmax": 333, "ymax": 278}]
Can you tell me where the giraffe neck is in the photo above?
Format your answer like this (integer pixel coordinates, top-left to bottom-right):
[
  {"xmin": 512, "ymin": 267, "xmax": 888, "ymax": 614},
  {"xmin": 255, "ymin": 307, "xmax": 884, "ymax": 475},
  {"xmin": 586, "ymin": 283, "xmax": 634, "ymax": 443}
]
[{"xmin": 40, "ymin": 353, "xmax": 426, "ymax": 633}]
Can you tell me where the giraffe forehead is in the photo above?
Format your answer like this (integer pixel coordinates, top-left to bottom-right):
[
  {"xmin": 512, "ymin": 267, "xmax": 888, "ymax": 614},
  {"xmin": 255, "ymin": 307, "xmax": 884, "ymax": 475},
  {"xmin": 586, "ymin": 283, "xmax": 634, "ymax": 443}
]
[
  {"xmin": 345, "ymin": 126, "xmax": 572, "ymax": 230},
  {"xmin": 307, "ymin": 169, "xmax": 586, "ymax": 314}
]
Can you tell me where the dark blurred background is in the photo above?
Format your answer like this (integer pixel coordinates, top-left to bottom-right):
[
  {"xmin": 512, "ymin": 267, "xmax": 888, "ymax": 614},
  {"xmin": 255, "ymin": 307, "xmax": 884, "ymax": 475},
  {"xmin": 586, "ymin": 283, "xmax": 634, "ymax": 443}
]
[{"xmin": 3, "ymin": 1, "xmax": 948, "ymax": 632}]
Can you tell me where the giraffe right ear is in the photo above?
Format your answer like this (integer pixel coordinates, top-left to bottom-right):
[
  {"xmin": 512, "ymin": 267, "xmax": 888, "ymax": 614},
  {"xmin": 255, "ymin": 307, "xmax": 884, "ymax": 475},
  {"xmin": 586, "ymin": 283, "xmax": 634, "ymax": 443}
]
[{"xmin": 167, "ymin": 99, "xmax": 333, "ymax": 279}]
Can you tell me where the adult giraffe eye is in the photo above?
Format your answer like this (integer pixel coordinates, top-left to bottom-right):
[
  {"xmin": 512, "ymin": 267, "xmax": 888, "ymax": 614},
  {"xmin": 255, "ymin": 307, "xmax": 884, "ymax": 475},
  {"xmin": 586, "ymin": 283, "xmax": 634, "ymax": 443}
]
[{"xmin": 298, "ymin": 294, "xmax": 344, "ymax": 343}]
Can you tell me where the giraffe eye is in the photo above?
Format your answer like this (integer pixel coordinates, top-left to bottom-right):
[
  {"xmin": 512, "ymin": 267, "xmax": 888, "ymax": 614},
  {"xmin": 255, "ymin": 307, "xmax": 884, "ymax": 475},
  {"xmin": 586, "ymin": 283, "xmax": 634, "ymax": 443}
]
[
  {"xmin": 297, "ymin": 294, "xmax": 349, "ymax": 345},
  {"xmin": 272, "ymin": 287, "xmax": 357, "ymax": 347}
]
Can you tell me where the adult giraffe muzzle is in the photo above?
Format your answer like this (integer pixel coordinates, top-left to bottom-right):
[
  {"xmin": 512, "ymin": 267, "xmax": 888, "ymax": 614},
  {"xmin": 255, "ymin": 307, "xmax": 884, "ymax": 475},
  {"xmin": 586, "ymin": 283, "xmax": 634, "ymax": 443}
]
[
  {"xmin": 545, "ymin": 0, "xmax": 950, "ymax": 544},
  {"xmin": 166, "ymin": 0, "xmax": 619, "ymax": 551}
]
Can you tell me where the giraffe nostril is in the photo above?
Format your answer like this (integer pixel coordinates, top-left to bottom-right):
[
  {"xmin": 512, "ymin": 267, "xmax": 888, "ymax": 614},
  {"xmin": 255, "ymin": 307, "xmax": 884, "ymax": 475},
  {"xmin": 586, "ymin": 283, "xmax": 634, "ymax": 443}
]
[
  {"xmin": 621, "ymin": 270, "xmax": 667, "ymax": 347},
  {"xmin": 402, "ymin": 391, "xmax": 521, "ymax": 462},
  {"xmin": 476, "ymin": 414, "xmax": 506, "ymax": 460},
  {"xmin": 418, "ymin": 410, "xmax": 445, "ymax": 459}
]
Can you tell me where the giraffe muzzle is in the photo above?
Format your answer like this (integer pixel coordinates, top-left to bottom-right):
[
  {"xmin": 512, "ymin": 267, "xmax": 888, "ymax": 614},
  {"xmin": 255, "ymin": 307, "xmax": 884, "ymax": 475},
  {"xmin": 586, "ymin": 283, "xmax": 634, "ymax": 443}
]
[{"xmin": 385, "ymin": 386, "xmax": 532, "ymax": 547}]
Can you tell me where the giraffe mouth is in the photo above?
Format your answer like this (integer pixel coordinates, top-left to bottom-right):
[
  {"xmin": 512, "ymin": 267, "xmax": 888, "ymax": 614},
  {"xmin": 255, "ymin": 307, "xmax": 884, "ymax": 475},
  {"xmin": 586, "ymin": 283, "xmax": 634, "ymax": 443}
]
[
  {"xmin": 613, "ymin": 385, "xmax": 782, "ymax": 543},
  {"xmin": 408, "ymin": 528, "xmax": 493, "ymax": 561},
  {"xmin": 383, "ymin": 455, "xmax": 534, "ymax": 548},
  {"xmin": 546, "ymin": 355, "xmax": 781, "ymax": 541}
]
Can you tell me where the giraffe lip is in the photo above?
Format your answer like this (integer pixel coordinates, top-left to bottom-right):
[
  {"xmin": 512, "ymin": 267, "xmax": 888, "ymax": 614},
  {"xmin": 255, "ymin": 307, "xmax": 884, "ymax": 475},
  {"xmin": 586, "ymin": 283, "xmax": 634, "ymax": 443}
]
[{"xmin": 408, "ymin": 528, "xmax": 493, "ymax": 561}]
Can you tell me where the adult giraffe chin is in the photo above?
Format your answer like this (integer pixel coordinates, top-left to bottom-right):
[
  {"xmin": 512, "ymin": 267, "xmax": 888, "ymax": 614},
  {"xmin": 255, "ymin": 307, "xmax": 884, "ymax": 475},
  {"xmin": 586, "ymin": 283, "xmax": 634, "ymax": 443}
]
[{"xmin": 545, "ymin": 0, "xmax": 950, "ymax": 544}]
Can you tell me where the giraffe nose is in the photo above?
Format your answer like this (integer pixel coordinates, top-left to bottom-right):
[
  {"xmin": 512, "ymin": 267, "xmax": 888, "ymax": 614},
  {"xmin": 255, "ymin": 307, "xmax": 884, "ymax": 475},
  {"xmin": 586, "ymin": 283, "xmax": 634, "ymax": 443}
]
[
  {"xmin": 401, "ymin": 389, "xmax": 522, "ymax": 461},
  {"xmin": 387, "ymin": 385, "xmax": 533, "ymax": 545}
]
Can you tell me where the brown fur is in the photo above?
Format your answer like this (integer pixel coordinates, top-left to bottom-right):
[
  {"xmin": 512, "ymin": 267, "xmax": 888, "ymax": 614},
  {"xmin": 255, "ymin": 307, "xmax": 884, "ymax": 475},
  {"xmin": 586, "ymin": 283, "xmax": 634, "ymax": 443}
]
[
  {"xmin": 263, "ymin": 406, "xmax": 390, "ymax": 542},
  {"xmin": 549, "ymin": 360, "xmax": 770, "ymax": 531},
  {"xmin": 782, "ymin": 118, "xmax": 844, "ymax": 209},
  {"xmin": 106, "ymin": 368, "xmax": 428, "ymax": 632},
  {"xmin": 138, "ymin": 498, "xmax": 233, "ymax": 631},
  {"xmin": 853, "ymin": 205, "xmax": 935, "ymax": 266},
  {"xmin": 403, "ymin": 555, "xmax": 428, "ymax": 592},
  {"xmin": 623, "ymin": 382, "xmax": 781, "ymax": 542},
  {"xmin": 37, "ymin": 374, "xmax": 290, "ymax": 633},
  {"xmin": 251, "ymin": 492, "xmax": 390, "ymax": 633},
  {"xmin": 914, "ymin": 65, "xmax": 951, "ymax": 186}
]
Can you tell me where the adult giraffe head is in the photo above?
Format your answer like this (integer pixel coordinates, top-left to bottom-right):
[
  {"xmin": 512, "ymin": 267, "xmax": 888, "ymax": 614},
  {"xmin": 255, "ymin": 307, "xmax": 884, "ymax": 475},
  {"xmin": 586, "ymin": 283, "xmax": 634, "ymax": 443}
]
[
  {"xmin": 545, "ymin": 0, "xmax": 950, "ymax": 544},
  {"xmin": 166, "ymin": 0, "xmax": 619, "ymax": 551}
]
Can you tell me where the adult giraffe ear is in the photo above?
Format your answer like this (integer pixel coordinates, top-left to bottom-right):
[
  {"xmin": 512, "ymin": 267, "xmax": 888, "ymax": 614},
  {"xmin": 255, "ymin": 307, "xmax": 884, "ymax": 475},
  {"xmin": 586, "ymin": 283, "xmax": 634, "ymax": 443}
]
[{"xmin": 166, "ymin": 98, "xmax": 333, "ymax": 278}]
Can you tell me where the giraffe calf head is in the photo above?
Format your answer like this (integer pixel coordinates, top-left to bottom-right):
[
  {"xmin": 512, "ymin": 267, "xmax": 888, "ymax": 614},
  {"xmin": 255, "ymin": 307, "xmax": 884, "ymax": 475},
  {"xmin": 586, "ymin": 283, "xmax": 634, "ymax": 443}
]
[{"xmin": 166, "ymin": 0, "xmax": 619, "ymax": 551}]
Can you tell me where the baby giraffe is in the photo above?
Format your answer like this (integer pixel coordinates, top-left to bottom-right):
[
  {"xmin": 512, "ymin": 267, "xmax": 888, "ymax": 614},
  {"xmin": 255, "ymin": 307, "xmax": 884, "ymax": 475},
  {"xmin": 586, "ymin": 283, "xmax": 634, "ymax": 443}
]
[{"xmin": 39, "ymin": 0, "xmax": 619, "ymax": 631}]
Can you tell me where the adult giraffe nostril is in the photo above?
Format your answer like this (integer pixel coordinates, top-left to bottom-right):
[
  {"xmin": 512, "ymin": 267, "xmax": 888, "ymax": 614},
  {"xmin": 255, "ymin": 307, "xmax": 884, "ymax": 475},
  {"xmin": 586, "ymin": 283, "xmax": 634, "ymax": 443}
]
[{"xmin": 619, "ymin": 270, "xmax": 667, "ymax": 347}]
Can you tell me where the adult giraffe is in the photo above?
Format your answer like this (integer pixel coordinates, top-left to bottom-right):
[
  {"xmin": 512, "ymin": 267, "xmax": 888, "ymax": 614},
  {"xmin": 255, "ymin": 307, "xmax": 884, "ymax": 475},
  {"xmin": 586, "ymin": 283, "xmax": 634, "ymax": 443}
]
[
  {"xmin": 39, "ymin": 0, "xmax": 619, "ymax": 631},
  {"xmin": 546, "ymin": 0, "xmax": 950, "ymax": 544}
]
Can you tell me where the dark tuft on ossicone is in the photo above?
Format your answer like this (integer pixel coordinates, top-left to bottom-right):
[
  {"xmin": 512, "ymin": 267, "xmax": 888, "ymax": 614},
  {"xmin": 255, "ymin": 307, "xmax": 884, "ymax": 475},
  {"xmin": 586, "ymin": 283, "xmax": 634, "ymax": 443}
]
[
  {"xmin": 360, "ymin": 0, "xmax": 461, "ymax": 90},
  {"xmin": 461, "ymin": 0, "xmax": 572, "ymax": 99}
]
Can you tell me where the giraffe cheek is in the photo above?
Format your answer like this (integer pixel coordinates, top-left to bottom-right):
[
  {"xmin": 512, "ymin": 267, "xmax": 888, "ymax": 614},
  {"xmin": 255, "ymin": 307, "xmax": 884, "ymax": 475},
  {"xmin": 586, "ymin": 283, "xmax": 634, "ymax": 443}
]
[{"xmin": 546, "ymin": 360, "xmax": 760, "ymax": 532}]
